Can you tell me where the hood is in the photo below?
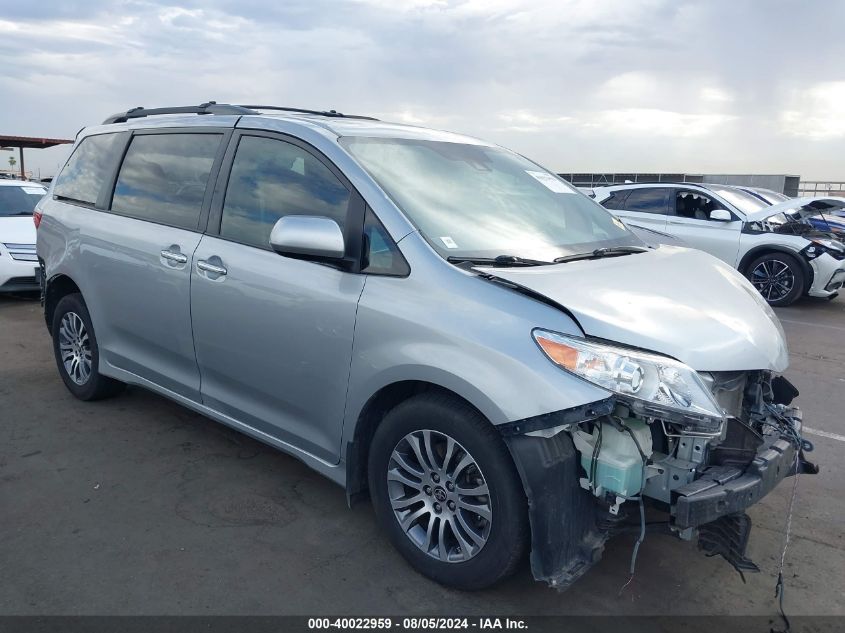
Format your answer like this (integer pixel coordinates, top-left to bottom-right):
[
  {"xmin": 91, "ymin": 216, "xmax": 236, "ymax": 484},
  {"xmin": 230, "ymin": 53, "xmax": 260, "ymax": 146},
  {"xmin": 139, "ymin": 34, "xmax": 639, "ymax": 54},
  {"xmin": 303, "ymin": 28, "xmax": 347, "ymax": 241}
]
[
  {"xmin": 0, "ymin": 216, "xmax": 37, "ymax": 244},
  {"xmin": 483, "ymin": 247, "xmax": 788, "ymax": 372},
  {"xmin": 743, "ymin": 195, "xmax": 845, "ymax": 222}
]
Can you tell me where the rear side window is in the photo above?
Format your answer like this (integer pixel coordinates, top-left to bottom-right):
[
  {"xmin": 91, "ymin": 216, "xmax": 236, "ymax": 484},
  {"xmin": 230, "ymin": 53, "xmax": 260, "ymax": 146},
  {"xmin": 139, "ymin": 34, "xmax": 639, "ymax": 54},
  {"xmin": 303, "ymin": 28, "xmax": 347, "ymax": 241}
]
[
  {"xmin": 220, "ymin": 135, "xmax": 351, "ymax": 249},
  {"xmin": 111, "ymin": 134, "xmax": 222, "ymax": 230},
  {"xmin": 624, "ymin": 188, "xmax": 670, "ymax": 214},
  {"xmin": 601, "ymin": 190, "xmax": 630, "ymax": 210},
  {"xmin": 54, "ymin": 133, "xmax": 124, "ymax": 206}
]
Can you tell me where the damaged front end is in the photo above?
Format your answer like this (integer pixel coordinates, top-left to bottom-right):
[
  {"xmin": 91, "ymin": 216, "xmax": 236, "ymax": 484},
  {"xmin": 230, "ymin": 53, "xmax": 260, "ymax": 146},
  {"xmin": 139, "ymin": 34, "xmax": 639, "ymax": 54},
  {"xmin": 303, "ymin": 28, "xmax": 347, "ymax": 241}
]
[{"xmin": 500, "ymin": 371, "xmax": 817, "ymax": 590}]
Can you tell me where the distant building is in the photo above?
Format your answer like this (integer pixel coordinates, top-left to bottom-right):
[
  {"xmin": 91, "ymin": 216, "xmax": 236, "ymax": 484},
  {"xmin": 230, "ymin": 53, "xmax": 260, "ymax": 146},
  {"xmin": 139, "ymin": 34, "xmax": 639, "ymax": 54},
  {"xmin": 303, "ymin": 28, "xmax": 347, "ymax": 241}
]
[{"xmin": 559, "ymin": 173, "xmax": 801, "ymax": 197}]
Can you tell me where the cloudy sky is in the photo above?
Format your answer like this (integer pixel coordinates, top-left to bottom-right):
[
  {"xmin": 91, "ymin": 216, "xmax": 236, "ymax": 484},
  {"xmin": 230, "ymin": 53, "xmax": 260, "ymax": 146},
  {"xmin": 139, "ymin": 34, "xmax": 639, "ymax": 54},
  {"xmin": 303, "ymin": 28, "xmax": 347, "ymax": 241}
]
[{"xmin": 2, "ymin": 0, "xmax": 844, "ymax": 180}]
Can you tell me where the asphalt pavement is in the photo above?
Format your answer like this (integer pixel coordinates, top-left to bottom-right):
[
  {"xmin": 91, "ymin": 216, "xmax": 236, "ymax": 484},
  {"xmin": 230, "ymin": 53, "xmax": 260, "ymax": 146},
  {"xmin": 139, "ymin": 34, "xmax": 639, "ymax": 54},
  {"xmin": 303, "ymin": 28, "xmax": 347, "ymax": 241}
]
[{"xmin": 1, "ymin": 292, "xmax": 843, "ymax": 617}]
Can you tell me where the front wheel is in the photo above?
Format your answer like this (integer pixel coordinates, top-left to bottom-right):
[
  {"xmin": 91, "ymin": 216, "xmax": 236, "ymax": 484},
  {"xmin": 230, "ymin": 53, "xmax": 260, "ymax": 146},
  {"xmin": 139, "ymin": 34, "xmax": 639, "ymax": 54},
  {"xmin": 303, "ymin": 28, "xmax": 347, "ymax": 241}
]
[
  {"xmin": 745, "ymin": 252, "xmax": 806, "ymax": 307},
  {"xmin": 368, "ymin": 392, "xmax": 528, "ymax": 590}
]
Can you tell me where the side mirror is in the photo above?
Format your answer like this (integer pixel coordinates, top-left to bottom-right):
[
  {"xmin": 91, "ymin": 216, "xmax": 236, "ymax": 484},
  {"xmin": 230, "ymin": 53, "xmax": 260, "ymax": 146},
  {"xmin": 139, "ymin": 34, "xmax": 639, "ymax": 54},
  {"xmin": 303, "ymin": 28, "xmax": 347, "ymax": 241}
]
[
  {"xmin": 269, "ymin": 216, "xmax": 345, "ymax": 260},
  {"xmin": 709, "ymin": 209, "xmax": 733, "ymax": 222}
]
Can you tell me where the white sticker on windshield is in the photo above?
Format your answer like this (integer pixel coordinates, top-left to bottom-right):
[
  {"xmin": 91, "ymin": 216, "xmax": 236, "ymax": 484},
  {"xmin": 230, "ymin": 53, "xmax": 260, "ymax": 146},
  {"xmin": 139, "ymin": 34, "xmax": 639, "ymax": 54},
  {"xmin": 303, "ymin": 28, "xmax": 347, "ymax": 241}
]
[
  {"xmin": 440, "ymin": 236, "xmax": 459, "ymax": 249},
  {"xmin": 22, "ymin": 187, "xmax": 46, "ymax": 195},
  {"xmin": 525, "ymin": 171, "xmax": 575, "ymax": 193}
]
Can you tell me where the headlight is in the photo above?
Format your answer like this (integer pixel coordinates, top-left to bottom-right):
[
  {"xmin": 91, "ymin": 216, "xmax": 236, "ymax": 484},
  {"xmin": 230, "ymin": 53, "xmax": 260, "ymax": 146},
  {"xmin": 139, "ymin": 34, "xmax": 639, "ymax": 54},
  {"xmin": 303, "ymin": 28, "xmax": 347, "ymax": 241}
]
[
  {"xmin": 533, "ymin": 329, "xmax": 724, "ymax": 430},
  {"xmin": 805, "ymin": 238, "xmax": 845, "ymax": 260}
]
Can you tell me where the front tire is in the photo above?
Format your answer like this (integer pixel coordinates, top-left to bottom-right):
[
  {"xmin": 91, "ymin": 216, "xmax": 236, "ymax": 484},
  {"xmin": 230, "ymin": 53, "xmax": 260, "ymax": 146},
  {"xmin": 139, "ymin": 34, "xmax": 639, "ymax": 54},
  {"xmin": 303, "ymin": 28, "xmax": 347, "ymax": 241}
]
[
  {"xmin": 368, "ymin": 392, "xmax": 528, "ymax": 590},
  {"xmin": 745, "ymin": 252, "xmax": 805, "ymax": 307},
  {"xmin": 51, "ymin": 293, "xmax": 124, "ymax": 401}
]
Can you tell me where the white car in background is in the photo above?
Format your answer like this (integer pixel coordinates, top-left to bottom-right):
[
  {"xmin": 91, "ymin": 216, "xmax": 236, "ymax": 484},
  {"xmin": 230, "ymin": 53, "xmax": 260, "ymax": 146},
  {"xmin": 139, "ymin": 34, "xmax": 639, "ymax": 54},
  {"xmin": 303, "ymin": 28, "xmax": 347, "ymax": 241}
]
[
  {"xmin": 0, "ymin": 180, "xmax": 46, "ymax": 293},
  {"xmin": 593, "ymin": 182, "xmax": 845, "ymax": 306}
]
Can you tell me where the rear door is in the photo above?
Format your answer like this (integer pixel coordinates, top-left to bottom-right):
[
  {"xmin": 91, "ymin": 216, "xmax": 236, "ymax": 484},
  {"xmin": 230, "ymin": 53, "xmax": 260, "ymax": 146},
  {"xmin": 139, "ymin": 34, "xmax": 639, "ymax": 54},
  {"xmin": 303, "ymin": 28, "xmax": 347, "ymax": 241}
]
[
  {"xmin": 83, "ymin": 129, "xmax": 229, "ymax": 400},
  {"xmin": 610, "ymin": 187, "xmax": 670, "ymax": 231},
  {"xmin": 190, "ymin": 131, "xmax": 366, "ymax": 463},
  {"xmin": 665, "ymin": 188, "xmax": 743, "ymax": 264}
]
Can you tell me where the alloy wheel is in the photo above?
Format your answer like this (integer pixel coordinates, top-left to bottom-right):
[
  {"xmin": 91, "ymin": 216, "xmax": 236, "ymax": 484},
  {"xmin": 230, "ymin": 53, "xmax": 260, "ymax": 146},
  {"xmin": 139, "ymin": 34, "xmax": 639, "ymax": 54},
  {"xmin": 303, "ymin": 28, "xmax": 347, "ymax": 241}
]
[
  {"xmin": 387, "ymin": 429, "xmax": 492, "ymax": 563},
  {"xmin": 59, "ymin": 311, "xmax": 92, "ymax": 385},
  {"xmin": 750, "ymin": 259, "xmax": 795, "ymax": 302}
]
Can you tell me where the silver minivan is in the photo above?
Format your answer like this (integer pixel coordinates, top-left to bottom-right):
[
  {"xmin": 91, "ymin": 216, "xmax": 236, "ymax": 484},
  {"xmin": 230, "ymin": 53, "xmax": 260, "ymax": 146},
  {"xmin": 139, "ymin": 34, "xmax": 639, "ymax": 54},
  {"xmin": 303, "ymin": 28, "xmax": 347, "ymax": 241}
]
[{"xmin": 36, "ymin": 103, "xmax": 815, "ymax": 590}]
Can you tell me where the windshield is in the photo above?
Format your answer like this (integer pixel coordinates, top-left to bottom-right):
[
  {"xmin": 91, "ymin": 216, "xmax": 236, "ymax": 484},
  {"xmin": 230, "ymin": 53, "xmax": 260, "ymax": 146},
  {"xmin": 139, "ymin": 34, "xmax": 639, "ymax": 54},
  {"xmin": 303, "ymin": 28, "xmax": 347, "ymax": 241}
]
[
  {"xmin": 705, "ymin": 185, "xmax": 768, "ymax": 215},
  {"xmin": 340, "ymin": 137, "xmax": 642, "ymax": 261},
  {"xmin": 0, "ymin": 184, "xmax": 46, "ymax": 217}
]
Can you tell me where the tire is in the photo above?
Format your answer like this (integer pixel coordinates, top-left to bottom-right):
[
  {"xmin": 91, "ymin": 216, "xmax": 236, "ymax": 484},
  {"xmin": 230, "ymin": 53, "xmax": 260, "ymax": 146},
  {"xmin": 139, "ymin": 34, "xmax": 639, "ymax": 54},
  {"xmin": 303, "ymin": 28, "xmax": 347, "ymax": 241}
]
[
  {"xmin": 368, "ymin": 392, "xmax": 528, "ymax": 590},
  {"xmin": 51, "ymin": 293, "xmax": 124, "ymax": 401},
  {"xmin": 745, "ymin": 252, "xmax": 806, "ymax": 307}
]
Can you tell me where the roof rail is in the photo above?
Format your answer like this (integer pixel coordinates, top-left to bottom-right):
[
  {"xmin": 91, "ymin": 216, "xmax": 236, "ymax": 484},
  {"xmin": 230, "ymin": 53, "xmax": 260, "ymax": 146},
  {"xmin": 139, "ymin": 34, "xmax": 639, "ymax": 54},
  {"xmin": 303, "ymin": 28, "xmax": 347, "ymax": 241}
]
[
  {"xmin": 237, "ymin": 105, "xmax": 378, "ymax": 121},
  {"xmin": 102, "ymin": 101, "xmax": 256, "ymax": 124},
  {"xmin": 102, "ymin": 101, "xmax": 378, "ymax": 124}
]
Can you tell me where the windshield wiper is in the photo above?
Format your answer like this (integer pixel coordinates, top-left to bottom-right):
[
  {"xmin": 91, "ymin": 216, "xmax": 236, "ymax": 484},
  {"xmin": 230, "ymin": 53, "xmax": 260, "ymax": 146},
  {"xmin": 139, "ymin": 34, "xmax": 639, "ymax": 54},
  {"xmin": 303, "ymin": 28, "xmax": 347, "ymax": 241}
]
[
  {"xmin": 447, "ymin": 254, "xmax": 553, "ymax": 267},
  {"xmin": 2, "ymin": 212, "xmax": 36, "ymax": 217},
  {"xmin": 553, "ymin": 245, "xmax": 650, "ymax": 264}
]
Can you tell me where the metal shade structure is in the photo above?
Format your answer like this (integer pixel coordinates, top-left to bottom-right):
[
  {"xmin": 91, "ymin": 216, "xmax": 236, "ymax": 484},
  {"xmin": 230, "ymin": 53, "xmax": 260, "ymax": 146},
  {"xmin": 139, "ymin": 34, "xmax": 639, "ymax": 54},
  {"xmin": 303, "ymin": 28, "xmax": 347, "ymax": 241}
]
[{"xmin": 0, "ymin": 134, "xmax": 74, "ymax": 180}]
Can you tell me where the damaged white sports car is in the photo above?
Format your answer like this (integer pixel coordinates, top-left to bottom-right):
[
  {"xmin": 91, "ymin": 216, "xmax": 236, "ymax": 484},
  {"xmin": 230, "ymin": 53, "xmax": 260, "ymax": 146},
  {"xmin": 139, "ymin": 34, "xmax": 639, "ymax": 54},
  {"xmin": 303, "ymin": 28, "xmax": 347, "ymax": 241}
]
[{"xmin": 594, "ymin": 183, "xmax": 845, "ymax": 306}]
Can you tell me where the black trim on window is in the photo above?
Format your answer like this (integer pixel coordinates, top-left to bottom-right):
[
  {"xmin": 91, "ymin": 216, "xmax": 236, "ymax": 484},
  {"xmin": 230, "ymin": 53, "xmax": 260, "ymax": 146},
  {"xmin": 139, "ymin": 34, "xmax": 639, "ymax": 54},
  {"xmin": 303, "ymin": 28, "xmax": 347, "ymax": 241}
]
[
  {"xmin": 97, "ymin": 132, "xmax": 132, "ymax": 210},
  {"xmin": 52, "ymin": 196, "xmax": 99, "ymax": 211}
]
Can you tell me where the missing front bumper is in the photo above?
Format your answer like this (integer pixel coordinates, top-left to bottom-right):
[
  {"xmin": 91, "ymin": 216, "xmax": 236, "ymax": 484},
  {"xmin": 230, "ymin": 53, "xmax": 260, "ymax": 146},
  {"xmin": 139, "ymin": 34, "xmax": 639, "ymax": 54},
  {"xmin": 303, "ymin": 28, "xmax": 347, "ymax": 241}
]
[
  {"xmin": 672, "ymin": 434, "xmax": 816, "ymax": 530},
  {"xmin": 501, "ymin": 390, "xmax": 818, "ymax": 589}
]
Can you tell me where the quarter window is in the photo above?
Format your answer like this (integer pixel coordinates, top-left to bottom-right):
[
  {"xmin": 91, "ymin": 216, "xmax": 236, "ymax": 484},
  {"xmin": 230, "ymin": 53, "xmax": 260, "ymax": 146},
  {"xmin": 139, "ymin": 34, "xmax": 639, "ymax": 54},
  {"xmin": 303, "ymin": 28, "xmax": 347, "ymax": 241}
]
[
  {"xmin": 601, "ymin": 190, "xmax": 630, "ymax": 210},
  {"xmin": 220, "ymin": 136, "xmax": 351, "ymax": 250},
  {"xmin": 111, "ymin": 133, "xmax": 222, "ymax": 230},
  {"xmin": 54, "ymin": 133, "xmax": 125, "ymax": 206},
  {"xmin": 623, "ymin": 188, "xmax": 670, "ymax": 214},
  {"xmin": 361, "ymin": 207, "xmax": 409, "ymax": 276}
]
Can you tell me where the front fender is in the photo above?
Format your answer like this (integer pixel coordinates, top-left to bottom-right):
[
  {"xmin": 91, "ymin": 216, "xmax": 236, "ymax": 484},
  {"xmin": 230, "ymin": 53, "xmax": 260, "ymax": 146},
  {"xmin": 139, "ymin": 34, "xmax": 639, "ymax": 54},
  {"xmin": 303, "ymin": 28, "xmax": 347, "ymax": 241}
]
[{"xmin": 342, "ymin": 268, "xmax": 610, "ymax": 448}]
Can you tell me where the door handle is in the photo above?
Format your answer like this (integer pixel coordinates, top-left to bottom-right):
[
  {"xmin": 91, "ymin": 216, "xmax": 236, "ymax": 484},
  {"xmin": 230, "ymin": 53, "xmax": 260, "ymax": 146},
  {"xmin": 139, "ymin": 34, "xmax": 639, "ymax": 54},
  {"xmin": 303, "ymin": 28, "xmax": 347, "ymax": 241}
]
[
  {"xmin": 161, "ymin": 249, "xmax": 188, "ymax": 264},
  {"xmin": 197, "ymin": 260, "xmax": 228, "ymax": 276}
]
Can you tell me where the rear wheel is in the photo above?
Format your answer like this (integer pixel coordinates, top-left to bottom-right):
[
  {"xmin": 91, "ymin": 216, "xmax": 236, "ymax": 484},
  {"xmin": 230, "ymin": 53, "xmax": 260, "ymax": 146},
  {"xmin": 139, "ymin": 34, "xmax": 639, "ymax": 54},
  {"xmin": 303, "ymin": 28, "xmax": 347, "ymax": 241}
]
[
  {"xmin": 51, "ymin": 293, "xmax": 124, "ymax": 401},
  {"xmin": 745, "ymin": 252, "xmax": 805, "ymax": 307},
  {"xmin": 368, "ymin": 392, "xmax": 528, "ymax": 590}
]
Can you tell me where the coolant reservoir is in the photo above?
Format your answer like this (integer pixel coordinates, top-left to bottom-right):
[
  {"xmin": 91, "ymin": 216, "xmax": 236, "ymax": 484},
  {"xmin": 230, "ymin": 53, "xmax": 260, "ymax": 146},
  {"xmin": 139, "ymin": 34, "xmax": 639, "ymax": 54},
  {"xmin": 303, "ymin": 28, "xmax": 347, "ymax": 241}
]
[{"xmin": 572, "ymin": 419, "xmax": 653, "ymax": 497}]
